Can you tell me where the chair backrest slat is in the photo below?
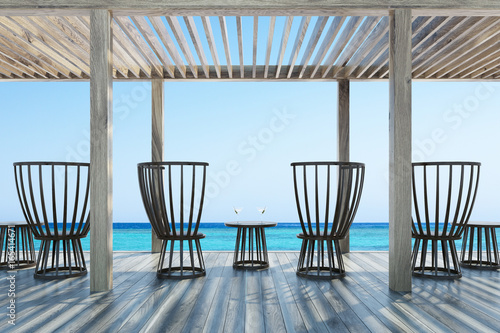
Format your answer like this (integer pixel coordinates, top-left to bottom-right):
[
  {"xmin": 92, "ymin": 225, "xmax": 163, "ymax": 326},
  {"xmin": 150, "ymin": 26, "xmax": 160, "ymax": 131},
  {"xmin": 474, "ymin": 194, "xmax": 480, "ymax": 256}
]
[
  {"xmin": 412, "ymin": 162, "xmax": 480, "ymax": 239},
  {"xmin": 13, "ymin": 162, "xmax": 91, "ymax": 239},
  {"xmin": 138, "ymin": 162, "xmax": 208, "ymax": 238},
  {"xmin": 291, "ymin": 162, "xmax": 365, "ymax": 238}
]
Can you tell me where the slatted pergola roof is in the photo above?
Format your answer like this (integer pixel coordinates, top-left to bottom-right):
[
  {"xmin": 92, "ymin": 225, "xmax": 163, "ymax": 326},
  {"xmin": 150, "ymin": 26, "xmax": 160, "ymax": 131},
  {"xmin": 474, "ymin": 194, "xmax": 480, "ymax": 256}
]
[{"xmin": 0, "ymin": 13, "xmax": 500, "ymax": 80}]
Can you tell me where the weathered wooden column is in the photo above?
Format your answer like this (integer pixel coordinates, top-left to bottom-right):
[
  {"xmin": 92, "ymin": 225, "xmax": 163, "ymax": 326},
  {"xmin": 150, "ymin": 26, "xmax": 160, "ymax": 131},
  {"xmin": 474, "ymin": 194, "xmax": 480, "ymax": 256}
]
[
  {"xmin": 151, "ymin": 79, "xmax": 164, "ymax": 253},
  {"xmin": 90, "ymin": 9, "xmax": 113, "ymax": 292},
  {"xmin": 338, "ymin": 79, "xmax": 350, "ymax": 253},
  {"xmin": 389, "ymin": 8, "xmax": 412, "ymax": 292}
]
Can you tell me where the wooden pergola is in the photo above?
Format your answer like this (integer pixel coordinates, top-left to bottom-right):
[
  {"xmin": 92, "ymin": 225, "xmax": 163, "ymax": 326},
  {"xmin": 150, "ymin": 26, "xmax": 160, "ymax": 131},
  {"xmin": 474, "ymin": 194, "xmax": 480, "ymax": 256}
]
[{"xmin": 1, "ymin": 0, "xmax": 499, "ymax": 293}]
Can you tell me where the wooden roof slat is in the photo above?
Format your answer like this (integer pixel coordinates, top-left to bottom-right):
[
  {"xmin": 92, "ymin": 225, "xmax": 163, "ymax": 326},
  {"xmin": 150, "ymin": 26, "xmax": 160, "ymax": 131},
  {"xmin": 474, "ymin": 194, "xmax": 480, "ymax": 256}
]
[
  {"xmin": 328, "ymin": 16, "xmax": 381, "ymax": 78},
  {"xmin": 286, "ymin": 16, "xmax": 311, "ymax": 79},
  {"xmin": 252, "ymin": 16, "xmax": 258, "ymax": 78},
  {"xmin": 308, "ymin": 16, "xmax": 345, "ymax": 79},
  {"xmin": 201, "ymin": 16, "xmax": 221, "ymax": 79},
  {"xmin": 412, "ymin": 16, "xmax": 494, "ymax": 78},
  {"xmin": 150, "ymin": 16, "xmax": 187, "ymax": 78},
  {"xmin": 0, "ymin": 47, "xmax": 44, "ymax": 78},
  {"xmin": 166, "ymin": 16, "xmax": 198, "ymax": 78},
  {"xmin": 479, "ymin": 65, "xmax": 500, "ymax": 79},
  {"xmin": 0, "ymin": 63, "xmax": 15, "ymax": 78},
  {"xmin": 297, "ymin": 16, "xmax": 328, "ymax": 79},
  {"xmin": 111, "ymin": 19, "xmax": 153, "ymax": 78},
  {"xmin": 71, "ymin": 17, "xmax": 127, "ymax": 78},
  {"xmin": 421, "ymin": 18, "xmax": 500, "ymax": 78},
  {"xmin": 13, "ymin": 16, "xmax": 89, "ymax": 77},
  {"xmin": 437, "ymin": 33, "xmax": 500, "ymax": 79},
  {"xmin": 363, "ymin": 16, "xmax": 432, "ymax": 78},
  {"xmin": 378, "ymin": 16, "xmax": 468, "ymax": 78},
  {"xmin": 275, "ymin": 16, "xmax": 293, "ymax": 79},
  {"xmin": 131, "ymin": 16, "xmax": 175, "ymax": 78},
  {"xmin": 236, "ymin": 16, "xmax": 244, "ymax": 78},
  {"xmin": 4, "ymin": 17, "xmax": 83, "ymax": 78},
  {"xmin": 342, "ymin": 16, "xmax": 389, "ymax": 78},
  {"xmin": 317, "ymin": 16, "xmax": 363, "ymax": 79},
  {"xmin": 79, "ymin": 15, "xmax": 139, "ymax": 78},
  {"xmin": 218, "ymin": 16, "xmax": 232, "ymax": 79},
  {"xmin": 0, "ymin": 17, "xmax": 75, "ymax": 78},
  {"xmin": 29, "ymin": 16, "xmax": 91, "ymax": 74},
  {"xmin": 264, "ymin": 16, "xmax": 276, "ymax": 79},
  {"xmin": 0, "ymin": 35, "xmax": 53, "ymax": 78},
  {"xmin": 115, "ymin": 16, "xmax": 163, "ymax": 78},
  {"xmin": 0, "ymin": 52, "xmax": 36, "ymax": 78},
  {"xmin": 411, "ymin": 16, "xmax": 453, "ymax": 52},
  {"xmin": 184, "ymin": 16, "xmax": 209, "ymax": 78},
  {"xmin": 456, "ymin": 48, "xmax": 500, "ymax": 78}
]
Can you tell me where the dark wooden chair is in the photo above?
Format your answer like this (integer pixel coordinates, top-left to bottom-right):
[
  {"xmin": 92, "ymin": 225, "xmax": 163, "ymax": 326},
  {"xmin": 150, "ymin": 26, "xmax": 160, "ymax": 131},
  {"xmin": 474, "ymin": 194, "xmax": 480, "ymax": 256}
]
[
  {"xmin": 138, "ymin": 161, "xmax": 208, "ymax": 279},
  {"xmin": 13, "ymin": 162, "xmax": 90, "ymax": 279},
  {"xmin": 411, "ymin": 162, "xmax": 480, "ymax": 278},
  {"xmin": 291, "ymin": 161, "xmax": 365, "ymax": 279}
]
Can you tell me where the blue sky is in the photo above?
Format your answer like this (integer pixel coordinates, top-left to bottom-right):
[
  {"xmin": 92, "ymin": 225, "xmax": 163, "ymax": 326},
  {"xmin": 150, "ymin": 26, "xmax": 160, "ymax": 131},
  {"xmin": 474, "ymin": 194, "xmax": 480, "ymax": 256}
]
[{"xmin": 1, "ymin": 81, "xmax": 499, "ymax": 223}]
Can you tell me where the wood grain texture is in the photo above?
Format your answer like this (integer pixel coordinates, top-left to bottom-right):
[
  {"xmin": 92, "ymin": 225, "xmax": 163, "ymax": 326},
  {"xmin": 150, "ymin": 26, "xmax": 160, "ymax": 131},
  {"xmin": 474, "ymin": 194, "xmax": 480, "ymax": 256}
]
[
  {"xmin": 90, "ymin": 9, "xmax": 113, "ymax": 292},
  {"xmin": 151, "ymin": 78, "xmax": 164, "ymax": 253},
  {"xmin": 388, "ymin": 8, "xmax": 412, "ymax": 292},
  {"xmin": 338, "ymin": 79, "xmax": 350, "ymax": 253},
  {"xmin": 4, "ymin": 251, "xmax": 500, "ymax": 331}
]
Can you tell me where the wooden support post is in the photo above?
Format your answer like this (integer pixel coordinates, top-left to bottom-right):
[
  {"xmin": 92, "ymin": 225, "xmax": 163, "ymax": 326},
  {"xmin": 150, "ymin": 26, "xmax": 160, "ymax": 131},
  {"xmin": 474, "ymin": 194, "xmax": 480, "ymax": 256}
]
[
  {"xmin": 338, "ymin": 79, "xmax": 350, "ymax": 253},
  {"xmin": 151, "ymin": 79, "xmax": 164, "ymax": 253},
  {"xmin": 389, "ymin": 8, "xmax": 412, "ymax": 292},
  {"xmin": 90, "ymin": 9, "xmax": 113, "ymax": 292}
]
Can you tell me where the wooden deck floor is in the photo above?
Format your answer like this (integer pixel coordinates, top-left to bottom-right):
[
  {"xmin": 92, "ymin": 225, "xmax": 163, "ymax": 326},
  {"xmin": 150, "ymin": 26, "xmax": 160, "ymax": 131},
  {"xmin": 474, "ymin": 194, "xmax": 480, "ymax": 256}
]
[{"xmin": 2, "ymin": 251, "xmax": 500, "ymax": 333}]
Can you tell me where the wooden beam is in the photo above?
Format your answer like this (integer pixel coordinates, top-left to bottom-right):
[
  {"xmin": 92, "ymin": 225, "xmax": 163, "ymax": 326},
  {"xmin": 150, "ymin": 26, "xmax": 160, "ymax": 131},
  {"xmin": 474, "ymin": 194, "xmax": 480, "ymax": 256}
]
[
  {"xmin": 275, "ymin": 16, "xmax": 293, "ymax": 79},
  {"xmin": 337, "ymin": 79, "xmax": 350, "ymax": 253},
  {"xmin": 218, "ymin": 16, "xmax": 232, "ymax": 79},
  {"xmin": 252, "ymin": 16, "xmax": 258, "ymax": 78},
  {"xmin": 90, "ymin": 9, "xmax": 113, "ymax": 292},
  {"xmin": 388, "ymin": 8, "xmax": 412, "ymax": 292},
  {"xmin": 236, "ymin": 16, "xmax": 244, "ymax": 78},
  {"xmin": 151, "ymin": 79, "xmax": 164, "ymax": 253},
  {"xmin": 5, "ymin": 1, "xmax": 500, "ymax": 16},
  {"xmin": 264, "ymin": 16, "xmax": 276, "ymax": 79}
]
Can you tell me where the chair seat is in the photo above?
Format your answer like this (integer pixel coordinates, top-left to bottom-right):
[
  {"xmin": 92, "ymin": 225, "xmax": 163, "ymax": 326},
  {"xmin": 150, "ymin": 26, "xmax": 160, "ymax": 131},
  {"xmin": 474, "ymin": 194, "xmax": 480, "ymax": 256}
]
[
  {"xmin": 161, "ymin": 231, "xmax": 206, "ymax": 240},
  {"xmin": 297, "ymin": 231, "xmax": 343, "ymax": 240}
]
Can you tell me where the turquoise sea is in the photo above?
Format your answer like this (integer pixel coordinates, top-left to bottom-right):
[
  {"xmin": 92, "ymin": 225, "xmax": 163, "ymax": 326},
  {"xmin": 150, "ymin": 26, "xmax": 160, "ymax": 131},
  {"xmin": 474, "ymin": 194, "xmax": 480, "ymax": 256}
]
[
  {"xmin": 37, "ymin": 223, "xmax": 392, "ymax": 251},
  {"xmin": 30, "ymin": 222, "xmax": 497, "ymax": 251}
]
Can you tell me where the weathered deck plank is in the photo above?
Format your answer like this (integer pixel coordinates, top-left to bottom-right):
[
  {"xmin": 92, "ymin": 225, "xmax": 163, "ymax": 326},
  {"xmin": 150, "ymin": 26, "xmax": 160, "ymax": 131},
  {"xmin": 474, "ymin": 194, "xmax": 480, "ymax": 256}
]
[{"xmin": 1, "ymin": 251, "xmax": 500, "ymax": 333}]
